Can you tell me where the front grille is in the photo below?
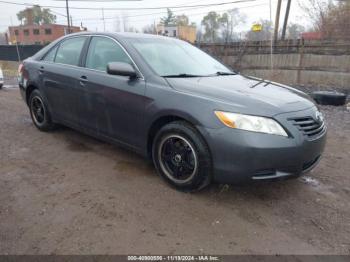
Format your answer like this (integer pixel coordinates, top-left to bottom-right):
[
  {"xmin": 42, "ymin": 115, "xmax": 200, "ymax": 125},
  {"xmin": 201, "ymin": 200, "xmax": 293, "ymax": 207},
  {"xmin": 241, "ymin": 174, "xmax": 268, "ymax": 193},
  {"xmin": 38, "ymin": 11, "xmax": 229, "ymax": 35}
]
[{"xmin": 289, "ymin": 116, "xmax": 326, "ymax": 139}]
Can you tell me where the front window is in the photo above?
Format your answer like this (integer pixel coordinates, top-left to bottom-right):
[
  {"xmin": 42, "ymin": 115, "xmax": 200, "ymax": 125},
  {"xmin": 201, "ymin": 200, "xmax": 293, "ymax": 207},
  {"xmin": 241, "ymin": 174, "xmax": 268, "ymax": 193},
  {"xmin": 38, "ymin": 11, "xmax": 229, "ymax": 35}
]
[
  {"xmin": 85, "ymin": 36, "xmax": 132, "ymax": 71},
  {"xmin": 129, "ymin": 37, "xmax": 231, "ymax": 76}
]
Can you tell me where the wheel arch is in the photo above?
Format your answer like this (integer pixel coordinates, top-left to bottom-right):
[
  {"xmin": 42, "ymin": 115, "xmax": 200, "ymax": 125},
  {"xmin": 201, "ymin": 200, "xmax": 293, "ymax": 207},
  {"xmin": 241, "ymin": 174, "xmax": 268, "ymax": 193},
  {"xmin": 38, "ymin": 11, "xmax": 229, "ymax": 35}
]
[
  {"xmin": 146, "ymin": 112, "xmax": 209, "ymax": 160},
  {"xmin": 25, "ymin": 84, "xmax": 38, "ymax": 105}
]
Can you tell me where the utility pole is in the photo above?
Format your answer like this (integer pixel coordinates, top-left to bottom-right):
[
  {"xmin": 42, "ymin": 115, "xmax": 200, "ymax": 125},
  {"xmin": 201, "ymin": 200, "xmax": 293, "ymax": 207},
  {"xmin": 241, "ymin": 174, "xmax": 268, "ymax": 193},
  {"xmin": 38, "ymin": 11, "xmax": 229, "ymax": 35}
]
[
  {"xmin": 274, "ymin": 0, "xmax": 282, "ymax": 41},
  {"xmin": 10, "ymin": 17, "xmax": 21, "ymax": 62},
  {"xmin": 65, "ymin": 0, "xmax": 71, "ymax": 34},
  {"xmin": 102, "ymin": 8, "xmax": 106, "ymax": 32},
  {"xmin": 281, "ymin": 0, "xmax": 292, "ymax": 40},
  {"xmin": 269, "ymin": 0, "xmax": 273, "ymax": 70}
]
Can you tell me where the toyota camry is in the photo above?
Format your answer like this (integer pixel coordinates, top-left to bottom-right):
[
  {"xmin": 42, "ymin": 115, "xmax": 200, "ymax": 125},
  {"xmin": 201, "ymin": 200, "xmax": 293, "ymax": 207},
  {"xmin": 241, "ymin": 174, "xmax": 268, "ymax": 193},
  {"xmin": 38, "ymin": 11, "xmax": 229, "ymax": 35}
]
[{"xmin": 18, "ymin": 32, "xmax": 327, "ymax": 191}]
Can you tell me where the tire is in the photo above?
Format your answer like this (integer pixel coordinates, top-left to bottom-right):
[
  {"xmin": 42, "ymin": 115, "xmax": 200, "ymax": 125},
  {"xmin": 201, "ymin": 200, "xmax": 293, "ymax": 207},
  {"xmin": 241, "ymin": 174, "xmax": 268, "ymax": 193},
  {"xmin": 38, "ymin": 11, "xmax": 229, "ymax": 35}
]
[
  {"xmin": 29, "ymin": 89, "xmax": 56, "ymax": 131},
  {"xmin": 311, "ymin": 91, "xmax": 347, "ymax": 106},
  {"xmin": 152, "ymin": 121, "xmax": 212, "ymax": 192},
  {"xmin": 0, "ymin": 84, "xmax": 3, "ymax": 89}
]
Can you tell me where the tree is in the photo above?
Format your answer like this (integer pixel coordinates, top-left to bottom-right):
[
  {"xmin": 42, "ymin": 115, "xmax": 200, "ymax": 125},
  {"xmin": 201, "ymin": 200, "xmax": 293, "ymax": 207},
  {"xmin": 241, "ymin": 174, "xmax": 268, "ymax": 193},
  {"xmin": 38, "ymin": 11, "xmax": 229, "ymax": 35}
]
[
  {"xmin": 17, "ymin": 5, "xmax": 56, "ymax": 25},
  {"xmin": 175, "ymin": 14, "xmax": 189, "ymax": 26},
  {"xmin": 218, "ymin": 13, "xmax": 230, "ymax": 42},
  {"xmin": 114, "ymin": 16, "xmax": 121, "ymax": 32},
  {"xmin": 143, "ymin": 24, "xmax": 156, "ymax": 34},
  {"xmin": 246, "ymin": 20, "xmax": 273, "ymax": 41},
  {"xmin": 201, "ymin": 11, "xmax": 221, "ymax": 43},
  {"xmin": 160, "ymin": 8, "xmax": 176, "ymax": 26},
  {"xmin": 219, "ymin": 9, "xmax": 246, "ymax": 43},
  {"xmin": 300, "ymin": 0, "xmax": 350, "ymax": 40},
  {"xmin": 287, "ymin": 23, "xmax": 305, "ymax": 39}
]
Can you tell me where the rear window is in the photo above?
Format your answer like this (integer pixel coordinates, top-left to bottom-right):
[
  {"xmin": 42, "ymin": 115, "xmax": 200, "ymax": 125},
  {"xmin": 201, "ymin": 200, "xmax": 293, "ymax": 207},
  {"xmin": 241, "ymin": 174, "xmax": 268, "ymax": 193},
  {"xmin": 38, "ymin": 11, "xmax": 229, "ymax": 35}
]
[{"xmin": 42, "ymin": 45, "xmax": 58, "ymax": 62}]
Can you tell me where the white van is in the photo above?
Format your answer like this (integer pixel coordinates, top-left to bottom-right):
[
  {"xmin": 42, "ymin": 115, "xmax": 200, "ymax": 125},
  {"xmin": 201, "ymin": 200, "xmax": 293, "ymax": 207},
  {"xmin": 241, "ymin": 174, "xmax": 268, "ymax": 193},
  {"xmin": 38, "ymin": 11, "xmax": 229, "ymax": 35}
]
[{"xmin": 0, "ymin": 67, "xmax": 4, "ymax": 88}]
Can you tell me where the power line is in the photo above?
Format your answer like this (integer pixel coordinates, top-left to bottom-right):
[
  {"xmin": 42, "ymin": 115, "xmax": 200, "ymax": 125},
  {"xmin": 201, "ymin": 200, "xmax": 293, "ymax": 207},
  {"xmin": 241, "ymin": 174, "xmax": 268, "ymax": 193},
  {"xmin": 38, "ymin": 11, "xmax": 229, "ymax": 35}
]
[
  {"xmin": 65, "ymin": 2, "xmax": 268, "ymax": 25},
  {"xmin": 58, "ymin": 2, "xmax": 267, "ymax": 23},
  {"xmin": 0, "ymin": 0, "xmax": 257, "ymax": 10},
  {"xmin": 53, "ymin": 0, "xmax": 142, "ymax": 1}
]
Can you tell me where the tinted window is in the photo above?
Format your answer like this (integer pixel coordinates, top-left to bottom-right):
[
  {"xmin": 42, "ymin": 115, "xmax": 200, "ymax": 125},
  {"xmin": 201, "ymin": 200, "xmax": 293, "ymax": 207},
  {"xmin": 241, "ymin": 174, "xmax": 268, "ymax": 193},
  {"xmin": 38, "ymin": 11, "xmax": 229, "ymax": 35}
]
[
  {"xmin": 43, "ymin": 45, "xmax": 58, "ymax": 62},
  {"xmin": 85, "ymin": 36, "xmax": 131, "ymax": 71},
  {"xmin": 55, "ymin": 37, "xmax": 86, "ymax": 66}
]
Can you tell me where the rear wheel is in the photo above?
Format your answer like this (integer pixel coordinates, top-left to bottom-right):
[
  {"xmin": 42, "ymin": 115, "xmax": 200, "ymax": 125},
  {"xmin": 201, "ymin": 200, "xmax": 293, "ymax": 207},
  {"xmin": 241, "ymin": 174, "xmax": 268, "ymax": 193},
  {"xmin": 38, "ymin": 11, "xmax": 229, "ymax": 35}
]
[
  {"xmin": 152, "ymin": 121, "xmax": 212, "ymax": 192},
  {"xmin": 29, "ymin": 89, "xmax": 56, "ymax": 131}
]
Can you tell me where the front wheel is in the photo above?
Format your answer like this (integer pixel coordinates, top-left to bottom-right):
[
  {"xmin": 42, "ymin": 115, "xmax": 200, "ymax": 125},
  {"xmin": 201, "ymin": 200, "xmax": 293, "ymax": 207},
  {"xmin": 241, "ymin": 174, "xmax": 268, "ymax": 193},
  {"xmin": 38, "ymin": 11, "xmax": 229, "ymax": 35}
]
[{"xmin": 152, "ymin": 121, "xmax": 212, "ymax": 192}]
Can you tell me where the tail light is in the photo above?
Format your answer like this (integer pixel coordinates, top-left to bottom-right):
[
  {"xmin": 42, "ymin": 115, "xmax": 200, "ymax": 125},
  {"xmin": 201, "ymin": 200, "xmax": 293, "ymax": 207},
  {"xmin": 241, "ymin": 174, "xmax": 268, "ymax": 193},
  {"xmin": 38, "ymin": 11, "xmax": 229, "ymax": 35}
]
[
  {"xmin": 18, "ymin": 62, "xmax": 28, "ymax": 80},
  {"xmin": 18, "ymin": 63, "xmax": 24, "ymax": 76}
]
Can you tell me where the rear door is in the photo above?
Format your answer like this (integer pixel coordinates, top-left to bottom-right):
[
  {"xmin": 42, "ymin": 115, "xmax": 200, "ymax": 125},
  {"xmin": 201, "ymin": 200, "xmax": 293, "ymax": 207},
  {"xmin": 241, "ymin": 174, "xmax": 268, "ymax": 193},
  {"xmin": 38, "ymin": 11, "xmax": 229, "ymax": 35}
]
[
  {"xmin": 77, "ymin": 36, "xmax": 146, "ymax": 147},
  {"xmin": 41, "ymin": 36, "xmax": 88, "ymax": 125}
]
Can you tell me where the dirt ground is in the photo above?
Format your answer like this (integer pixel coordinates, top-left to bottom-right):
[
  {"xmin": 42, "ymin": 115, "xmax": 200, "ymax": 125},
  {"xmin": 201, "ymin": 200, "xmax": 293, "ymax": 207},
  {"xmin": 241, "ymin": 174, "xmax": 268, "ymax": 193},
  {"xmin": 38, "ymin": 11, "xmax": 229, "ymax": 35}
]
[{"xmin": 0, "ymin": 87, "xmax": 350, "ymax": 255}]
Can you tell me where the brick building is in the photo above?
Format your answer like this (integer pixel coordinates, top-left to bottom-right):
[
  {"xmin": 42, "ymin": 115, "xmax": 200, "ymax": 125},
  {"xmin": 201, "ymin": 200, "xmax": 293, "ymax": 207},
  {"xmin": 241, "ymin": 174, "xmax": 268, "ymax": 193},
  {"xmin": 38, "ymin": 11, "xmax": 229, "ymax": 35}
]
[{"xmin": 8, "ymin": 24, "xmax": 82, "ymax": 45}]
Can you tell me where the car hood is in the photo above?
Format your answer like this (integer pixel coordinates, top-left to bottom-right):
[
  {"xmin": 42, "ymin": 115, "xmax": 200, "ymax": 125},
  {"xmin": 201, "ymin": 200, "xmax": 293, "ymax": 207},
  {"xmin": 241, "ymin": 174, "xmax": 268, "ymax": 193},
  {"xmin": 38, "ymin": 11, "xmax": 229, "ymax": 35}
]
[{"xmin": 165, "ymin": 75, "xmax": 315, "ymax": 116}]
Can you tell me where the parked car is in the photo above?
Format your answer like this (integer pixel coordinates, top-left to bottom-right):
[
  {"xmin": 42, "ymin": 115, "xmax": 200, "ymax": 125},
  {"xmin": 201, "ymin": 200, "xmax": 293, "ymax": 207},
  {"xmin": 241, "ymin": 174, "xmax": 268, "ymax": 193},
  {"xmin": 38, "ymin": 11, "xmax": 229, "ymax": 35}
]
[
  {"xmin": 18, "ymin": 32, "xmax": 327, "ymax": 191},
  {"xmin": 0, "ymin": 67, "xmax": 4, "ymax": 88}
]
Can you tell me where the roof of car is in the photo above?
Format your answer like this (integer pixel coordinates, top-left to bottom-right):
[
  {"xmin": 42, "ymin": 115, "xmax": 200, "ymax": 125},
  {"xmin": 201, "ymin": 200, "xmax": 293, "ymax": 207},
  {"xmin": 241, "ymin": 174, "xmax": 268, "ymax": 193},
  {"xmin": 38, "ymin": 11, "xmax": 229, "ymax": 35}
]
[{"xmin": 68, "ymin": 31, "xmax": 170, "ymax": 40}]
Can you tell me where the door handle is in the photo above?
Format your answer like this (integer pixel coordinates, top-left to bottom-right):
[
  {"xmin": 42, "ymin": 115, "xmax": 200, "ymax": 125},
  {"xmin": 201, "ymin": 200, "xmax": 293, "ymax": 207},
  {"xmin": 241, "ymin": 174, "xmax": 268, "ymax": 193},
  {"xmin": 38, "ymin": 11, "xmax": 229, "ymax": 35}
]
[
  {"xmin": 79, "ymin": 75, "xmax": 88, "ymax": 85},
  {"xmin": 39, "ymin": 66, "xmax": 44, "ymax": 74}
]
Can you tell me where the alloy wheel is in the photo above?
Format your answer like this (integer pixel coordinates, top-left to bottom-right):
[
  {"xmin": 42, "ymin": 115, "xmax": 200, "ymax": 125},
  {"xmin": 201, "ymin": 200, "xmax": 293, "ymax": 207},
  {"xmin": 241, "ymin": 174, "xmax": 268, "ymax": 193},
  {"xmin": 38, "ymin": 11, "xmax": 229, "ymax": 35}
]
[
  {"xmin": 31, "ymin": 96, "xmax": 46, "ymax": 126},
  {"xmin": 158, "ymin": 134, "xmax": 198, "ymax": 184}
]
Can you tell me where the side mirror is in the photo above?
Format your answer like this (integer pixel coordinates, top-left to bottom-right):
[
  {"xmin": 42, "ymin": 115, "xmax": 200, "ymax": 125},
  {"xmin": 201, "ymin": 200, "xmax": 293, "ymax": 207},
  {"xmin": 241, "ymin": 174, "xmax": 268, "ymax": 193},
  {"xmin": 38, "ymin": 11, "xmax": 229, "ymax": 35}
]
[{"xmin": 107, "ymin": 62, "xmax": 137, "ymax": 78}]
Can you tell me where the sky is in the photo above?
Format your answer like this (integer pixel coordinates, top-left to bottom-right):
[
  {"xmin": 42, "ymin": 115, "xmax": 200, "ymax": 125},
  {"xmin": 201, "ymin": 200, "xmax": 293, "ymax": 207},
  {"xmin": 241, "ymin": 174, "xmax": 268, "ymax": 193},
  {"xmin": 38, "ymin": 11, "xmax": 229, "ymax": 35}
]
[{"xmin": 0, "ymin": 0, "xmax": 311, "ymax": 34}]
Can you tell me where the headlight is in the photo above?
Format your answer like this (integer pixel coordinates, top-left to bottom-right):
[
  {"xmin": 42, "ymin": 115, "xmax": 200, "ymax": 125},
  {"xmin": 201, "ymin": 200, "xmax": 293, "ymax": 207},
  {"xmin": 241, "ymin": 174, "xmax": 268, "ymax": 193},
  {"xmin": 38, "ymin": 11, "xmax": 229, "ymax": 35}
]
[{"xmin": 214, "ymin": 111, "xmax": 288, "ymax": 137}]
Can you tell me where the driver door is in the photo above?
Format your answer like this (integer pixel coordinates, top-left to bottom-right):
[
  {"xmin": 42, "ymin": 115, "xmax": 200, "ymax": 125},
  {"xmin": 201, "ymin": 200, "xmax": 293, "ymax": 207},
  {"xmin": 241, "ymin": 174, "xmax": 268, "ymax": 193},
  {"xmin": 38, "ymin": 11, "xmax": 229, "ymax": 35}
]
[{"xmin": 77, "ymin": 36, "xmax": 146, "ymax": 147}]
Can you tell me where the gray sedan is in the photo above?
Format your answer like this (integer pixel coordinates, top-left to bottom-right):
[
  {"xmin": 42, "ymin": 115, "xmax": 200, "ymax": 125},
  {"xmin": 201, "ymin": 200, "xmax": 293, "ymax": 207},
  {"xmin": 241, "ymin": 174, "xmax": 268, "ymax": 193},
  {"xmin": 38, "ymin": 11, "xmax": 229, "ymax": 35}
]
[{"xmin": 18, "ymin": 32, "xmax": 326, "ymax": 191}]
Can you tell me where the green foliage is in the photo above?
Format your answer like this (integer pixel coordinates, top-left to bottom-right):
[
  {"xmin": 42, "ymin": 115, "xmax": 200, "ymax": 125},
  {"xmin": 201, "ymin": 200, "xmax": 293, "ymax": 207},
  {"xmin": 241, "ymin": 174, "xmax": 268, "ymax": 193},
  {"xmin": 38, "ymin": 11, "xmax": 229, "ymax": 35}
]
[
  {"xmin": 201, "ymin": 11, "xmax": 221, "ymax": 43},
  {"xmin": 17, "ymin": 5, "xmax": 56, "ymax": 25},
  {"xmin": 160, "ymin": 8, "xmax": 176, "ymax": 26},
  {"xmin": 201, "ymin": 9, "xmax": 246, "ymax": 43}
]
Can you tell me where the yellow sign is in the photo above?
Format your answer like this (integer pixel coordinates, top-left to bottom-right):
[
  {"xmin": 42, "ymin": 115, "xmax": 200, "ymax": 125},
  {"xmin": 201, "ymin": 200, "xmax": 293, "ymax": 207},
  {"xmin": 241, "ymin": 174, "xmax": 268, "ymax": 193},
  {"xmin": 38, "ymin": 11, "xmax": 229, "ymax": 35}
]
[{"xmin": 252, "ymin": 23, "xmax": 262, "ymax": 32}]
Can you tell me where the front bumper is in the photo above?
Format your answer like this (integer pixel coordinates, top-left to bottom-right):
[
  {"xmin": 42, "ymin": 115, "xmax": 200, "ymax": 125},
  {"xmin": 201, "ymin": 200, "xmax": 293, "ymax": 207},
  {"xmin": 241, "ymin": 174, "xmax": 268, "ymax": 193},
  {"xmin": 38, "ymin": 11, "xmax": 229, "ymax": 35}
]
[{"xmin": 199, "ymin": 107, "xmax": 327, "ymax": 184}]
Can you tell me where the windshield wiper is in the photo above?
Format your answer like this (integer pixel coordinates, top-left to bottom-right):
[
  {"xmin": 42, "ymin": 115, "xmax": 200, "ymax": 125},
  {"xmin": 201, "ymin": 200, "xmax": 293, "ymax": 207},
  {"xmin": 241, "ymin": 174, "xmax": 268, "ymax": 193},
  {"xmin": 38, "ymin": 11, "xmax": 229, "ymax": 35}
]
[
  {"xmin": 162, "ymin": 73, "xmax": 202, "ymax": 78},
  {"xmin": 215, "ymin": 71, "xmax": 237, "ymax": 76},
  {"xmin": 250, "ymin": 79, "xmax": 264, "ymax": 88}
]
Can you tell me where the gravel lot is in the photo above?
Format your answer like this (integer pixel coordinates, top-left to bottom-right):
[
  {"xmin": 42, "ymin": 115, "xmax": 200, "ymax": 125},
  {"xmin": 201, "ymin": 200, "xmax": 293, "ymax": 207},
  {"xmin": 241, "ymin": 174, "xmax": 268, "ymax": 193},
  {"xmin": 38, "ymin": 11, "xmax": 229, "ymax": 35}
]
[{"xmin": 0, "ymin": 87, "xmax": 350, "ymax": 255}]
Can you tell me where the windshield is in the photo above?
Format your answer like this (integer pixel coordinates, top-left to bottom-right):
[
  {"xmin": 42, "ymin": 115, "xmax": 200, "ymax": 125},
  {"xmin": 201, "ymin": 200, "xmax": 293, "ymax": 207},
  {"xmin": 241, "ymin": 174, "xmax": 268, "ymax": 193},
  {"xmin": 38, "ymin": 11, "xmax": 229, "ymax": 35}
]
[{"xmin": 129, "ymin": 37, "xmax": 232, "ymax": 77}]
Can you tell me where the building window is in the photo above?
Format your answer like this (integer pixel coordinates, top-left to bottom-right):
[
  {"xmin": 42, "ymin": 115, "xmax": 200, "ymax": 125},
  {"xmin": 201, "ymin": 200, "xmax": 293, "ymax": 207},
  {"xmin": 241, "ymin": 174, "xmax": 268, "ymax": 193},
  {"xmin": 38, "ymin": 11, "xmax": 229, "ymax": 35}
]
[
  {"xmin": 14, "ymin": 30, "xmax": 19, "ymax": 36},
  {"xmin": 33, "ymin": 29, "xmax": 40, "ymax": 35},
  {"xmin": 173, "ymin": 30, "xmax": 177, "ymax": 37},
  {"xmin": 23, "ymin": 29, "xmax": 29, "ymax": 36},
  {"xmin": 45, "ymin": 28, "xmax": 52, "ymax": 35}
]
